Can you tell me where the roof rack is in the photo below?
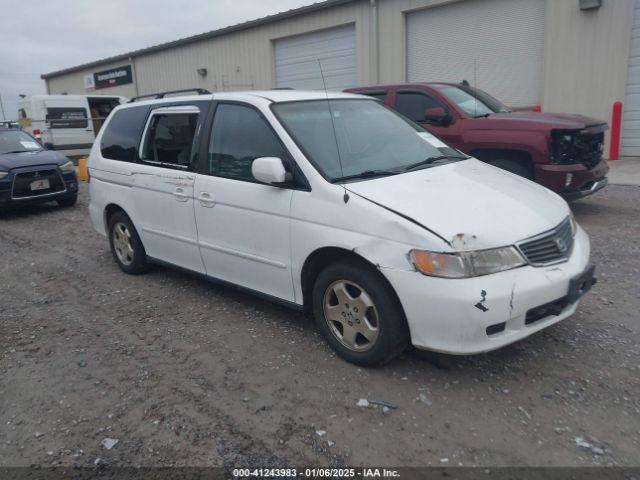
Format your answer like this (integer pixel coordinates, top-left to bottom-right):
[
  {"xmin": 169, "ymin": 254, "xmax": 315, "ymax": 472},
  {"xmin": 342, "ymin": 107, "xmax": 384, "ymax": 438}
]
[{"xmin": 129, "ymin": 88, "xmax": 212, "ymax": 103}]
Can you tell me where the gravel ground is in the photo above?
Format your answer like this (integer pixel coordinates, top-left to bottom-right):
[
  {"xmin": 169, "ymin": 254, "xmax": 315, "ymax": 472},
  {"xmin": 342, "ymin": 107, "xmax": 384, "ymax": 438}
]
[{"xmin": 1, "ymin": 184, "xmax": 639, "ymax": 468}]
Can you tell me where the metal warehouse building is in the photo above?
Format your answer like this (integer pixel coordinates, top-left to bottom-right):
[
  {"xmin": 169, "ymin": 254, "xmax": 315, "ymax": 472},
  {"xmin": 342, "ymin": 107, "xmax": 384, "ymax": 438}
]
[{"xmin": 41, "ymin": 0, "xmax": 638, "ymax": 156}]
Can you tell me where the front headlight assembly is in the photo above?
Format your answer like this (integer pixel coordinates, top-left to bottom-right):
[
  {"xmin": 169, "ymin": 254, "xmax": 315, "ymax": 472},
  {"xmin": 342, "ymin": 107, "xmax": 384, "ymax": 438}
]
[
  {"xmin": 410, "ymin": 246, "xmax": 527, "ymax": 278},
  {"xmin": 0, "ymin": 171, "xmax": 7, "ymax": 180},
  {"xmin": 59, "ymin": 160, "xmax": 75, "ymax": 173}
]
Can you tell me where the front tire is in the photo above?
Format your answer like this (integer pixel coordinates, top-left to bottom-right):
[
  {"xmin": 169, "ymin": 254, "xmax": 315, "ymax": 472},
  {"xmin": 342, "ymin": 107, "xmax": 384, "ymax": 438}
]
[
  {"xmin": 108, "ymin": 211, "xmax": 150, "ymax": 275},
  {"xmin": 312, "ymin": 259, "xmax": 409, "ymax": 366}
]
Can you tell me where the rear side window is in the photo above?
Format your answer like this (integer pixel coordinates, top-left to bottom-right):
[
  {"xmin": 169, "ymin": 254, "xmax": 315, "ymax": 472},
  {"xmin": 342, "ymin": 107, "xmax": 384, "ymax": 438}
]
[
  {"xmin": 101, "ymin": 106, "xmax": 150, "ymax": 162},
  {"xmin": 395, "ymin": 92, "xmax": 442, "ymax": 123},
  {"xmin": 46, "ymin": 107, "xmax": 88, "ymax": 129},
  {"xmin": 207, "ymin": 103, "xmax": 286, "ymax": 181},
  {"xmin": 140, "ymin": 110, "xmax": 199, "ymax": 169}
]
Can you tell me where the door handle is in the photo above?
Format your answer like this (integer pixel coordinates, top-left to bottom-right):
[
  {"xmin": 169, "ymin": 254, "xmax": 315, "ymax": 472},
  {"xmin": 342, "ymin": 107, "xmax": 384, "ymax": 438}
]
[
  {"xmin": 173, "ymin": 187, "xmax": 189, "ymax": 202},
  {"xmin": 198, "ymin": 191, "xmax": 215, "ymax": 208}
]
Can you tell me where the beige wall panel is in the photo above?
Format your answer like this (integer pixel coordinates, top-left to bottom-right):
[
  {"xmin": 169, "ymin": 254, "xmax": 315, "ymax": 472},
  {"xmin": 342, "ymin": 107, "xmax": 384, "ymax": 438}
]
[
  {"xmin": 542, "ymin": 0, "xmax": 635, "ymax": 153},
  {"xmin": 132, "ymin": 1, "xmax": 371, "ymax": 94}
]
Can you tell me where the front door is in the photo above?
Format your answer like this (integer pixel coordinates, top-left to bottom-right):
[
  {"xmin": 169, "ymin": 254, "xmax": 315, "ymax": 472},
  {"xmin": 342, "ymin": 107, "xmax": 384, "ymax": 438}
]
[
  {"xmin": 131, "ymin": 105, "xmax": 205, "ymax": 273},
  {"xmin": 194, "ymin": 102, "xmax": 295, "ymax": 301}
]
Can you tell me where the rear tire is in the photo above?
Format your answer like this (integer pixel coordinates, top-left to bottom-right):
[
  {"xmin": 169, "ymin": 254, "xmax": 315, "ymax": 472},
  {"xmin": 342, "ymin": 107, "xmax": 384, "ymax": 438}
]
[
  {"xmin": 107, "ymin": 211, "xmax": 150, "ymax": 275},
  {"xmin": 312, "ymin": 258, "xmax": 409, "ymax": 366},
  {"xmin": 489, "ymin": 158, "xmax": 534, "ymax": 180},
  {"xmin": 57, "ymin": 194, "xmax": 78, "ymax": 207}
]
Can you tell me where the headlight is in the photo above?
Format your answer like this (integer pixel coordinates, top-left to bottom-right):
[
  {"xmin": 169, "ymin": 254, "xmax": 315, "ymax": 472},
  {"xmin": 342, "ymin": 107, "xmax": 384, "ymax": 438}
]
[
  {"xmin": 410, "ymin": 246, "xmax": 526, "ymax": 278},
  {"xmin": 569, "ymin": 213, "xmax": 578, "ymax": 236},
  {"xmin": 0, "ymin": 171, "xmax": 7, "ymax": 180},
  {"xmin": 59, "ymin": 160, "xmax": 75, "ymax": 173}
]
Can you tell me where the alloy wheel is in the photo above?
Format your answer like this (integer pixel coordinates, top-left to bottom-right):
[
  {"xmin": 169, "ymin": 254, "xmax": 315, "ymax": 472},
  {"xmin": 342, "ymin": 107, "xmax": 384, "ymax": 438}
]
[
  {"xmin": 323, "ymin": 280, "xmax": 380, "ymax": 352},
  {"xmin": 112, "ymin": 222, "xmax": 134, "ymax": 266}
]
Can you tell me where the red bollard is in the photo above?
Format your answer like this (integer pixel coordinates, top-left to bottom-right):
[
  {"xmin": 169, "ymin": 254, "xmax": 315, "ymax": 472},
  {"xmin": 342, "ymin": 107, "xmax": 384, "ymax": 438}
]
[{"xmin": 610, "ymin": 101, "xmax": 623, "ymax": 161}]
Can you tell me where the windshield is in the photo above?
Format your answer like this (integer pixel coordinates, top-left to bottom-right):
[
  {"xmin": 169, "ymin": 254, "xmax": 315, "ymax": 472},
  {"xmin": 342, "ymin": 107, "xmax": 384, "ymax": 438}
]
[
  {"xmin": 436, "ymin": 85, "xmax": 511, "ymax": 117},
  {"xmin": 272, "ymin": 99, "xmax": 465, "ymax": 182},
  {"xmin": 0, "ymin": 130, "xmax": 43, "ymax": 154}
]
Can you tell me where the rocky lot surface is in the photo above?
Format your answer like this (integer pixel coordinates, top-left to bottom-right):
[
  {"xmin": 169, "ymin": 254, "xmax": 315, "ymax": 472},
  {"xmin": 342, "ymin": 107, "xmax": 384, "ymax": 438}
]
[{"xmin": 1, "ymin": 184, "xmax": 639, "ymax": 468}]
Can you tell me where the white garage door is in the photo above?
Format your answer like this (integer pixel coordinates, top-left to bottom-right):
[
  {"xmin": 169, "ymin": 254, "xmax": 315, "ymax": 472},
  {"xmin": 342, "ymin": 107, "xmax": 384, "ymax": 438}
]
[
  {"xmin": 274, "ymin": 24, "xmax": 356, "ymax": 90},
  {"xmin": 406, "ymin": 0, "xmax": 546, "ymax": 108},
  {"xmin": 622, "ymin": 0, "xmax": 640, "ymax": 156}
]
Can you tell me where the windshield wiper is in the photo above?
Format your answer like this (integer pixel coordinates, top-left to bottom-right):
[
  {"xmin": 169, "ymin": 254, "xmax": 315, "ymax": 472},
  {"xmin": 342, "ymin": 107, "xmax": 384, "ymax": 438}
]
[
  {"xmin": 2, "ymin": 150, "xmax": 34, "ymax": 154},
  {"xmin": 403, "ymin": 155, "xmax": 468, "ymax": 172},
  {"xmin": 332, "ymin": 169, "xmax": 400, "ymax": 183}
]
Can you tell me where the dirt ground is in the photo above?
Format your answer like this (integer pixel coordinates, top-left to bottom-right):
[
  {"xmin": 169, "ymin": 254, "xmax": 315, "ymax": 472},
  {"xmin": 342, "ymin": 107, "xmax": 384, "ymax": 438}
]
[{"xmin": 1, "ymin": 184, "xmax": 639, "ymax": 468}]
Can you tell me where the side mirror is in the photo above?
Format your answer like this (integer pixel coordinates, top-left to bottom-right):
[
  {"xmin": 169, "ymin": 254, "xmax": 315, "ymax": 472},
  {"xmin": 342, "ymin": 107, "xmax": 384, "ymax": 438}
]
[
  {"xmin": 424, "ymin": 107, "xmax": 449, "ymax": 124},
  {"xmin": 252, "ymin": 157, "xmax": 287, "ymax": 185},
  {"xmin": 43, "ymin": 142, "xmax": 54, "ymax": 150}
]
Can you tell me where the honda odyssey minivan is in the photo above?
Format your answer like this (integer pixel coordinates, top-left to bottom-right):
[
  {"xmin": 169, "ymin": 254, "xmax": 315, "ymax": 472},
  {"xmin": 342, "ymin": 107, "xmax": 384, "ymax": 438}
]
[{"xmin": 88, "ymin": 90, "xmax": 595, "ymax": 366}]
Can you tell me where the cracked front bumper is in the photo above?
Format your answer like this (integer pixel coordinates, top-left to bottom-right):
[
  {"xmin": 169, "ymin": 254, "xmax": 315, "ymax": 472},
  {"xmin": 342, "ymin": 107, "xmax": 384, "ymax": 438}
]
[{"xmin": 383, "ymin": 227, "xmax": 591, "ymax": 354}]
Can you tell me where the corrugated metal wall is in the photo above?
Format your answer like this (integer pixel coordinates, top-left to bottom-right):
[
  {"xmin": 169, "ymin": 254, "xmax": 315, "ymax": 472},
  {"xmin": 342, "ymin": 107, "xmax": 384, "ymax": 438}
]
[
  {"xmin": 45, "ymin": 0, "xmax": 635, "ymax": 158},
  {"xmin": 47, "ymin": 1, "xmax": 371, "ymax": 98},
  {"xmin": 542, "ymin": 0, "xmax": 635, "ymax": 154}
]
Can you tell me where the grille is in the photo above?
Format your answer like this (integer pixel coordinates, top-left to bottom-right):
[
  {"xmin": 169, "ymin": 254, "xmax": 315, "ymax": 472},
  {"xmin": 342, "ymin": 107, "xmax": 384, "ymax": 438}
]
[
  {"xmin": 518, "ymin": 218, "xmax": 574, "ymax": 266},
  {"xmin": 552, "ymin": 131, "xmax": 604, "ymax": 168},
  {"xmin": 12, "ymin": 169, "xmax": 66, "ymax": 199}
]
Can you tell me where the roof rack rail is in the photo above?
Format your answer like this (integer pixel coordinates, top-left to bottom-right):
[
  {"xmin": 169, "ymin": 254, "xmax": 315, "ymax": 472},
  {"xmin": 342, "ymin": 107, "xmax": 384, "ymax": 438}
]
[
  {"xmin": 271, "ymin": 87, "xmax": 294, "ymax": 90},
  {"xmin": 129, "ymin": 88, "xmax": 212, "ymax": 103}
]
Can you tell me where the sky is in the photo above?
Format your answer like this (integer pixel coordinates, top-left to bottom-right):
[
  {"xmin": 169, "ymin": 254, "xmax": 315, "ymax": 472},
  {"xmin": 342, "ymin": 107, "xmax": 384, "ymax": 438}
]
[{"xmin": 0, "ymin": 0, "xmax": 312, "ymax": 120}]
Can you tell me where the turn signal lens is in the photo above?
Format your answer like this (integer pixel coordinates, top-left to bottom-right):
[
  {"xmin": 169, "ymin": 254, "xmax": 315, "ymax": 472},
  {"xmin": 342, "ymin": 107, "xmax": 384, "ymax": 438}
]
[{"xmin": 409, "ymin": 250, "xmax": 468, "ymax": 278}]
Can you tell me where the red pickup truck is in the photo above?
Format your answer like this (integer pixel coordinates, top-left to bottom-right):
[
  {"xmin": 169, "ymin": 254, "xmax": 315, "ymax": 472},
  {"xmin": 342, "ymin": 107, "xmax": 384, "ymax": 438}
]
[{"xmin": 345, "ymin": 83, "xmax": 609, "ymax": 200}]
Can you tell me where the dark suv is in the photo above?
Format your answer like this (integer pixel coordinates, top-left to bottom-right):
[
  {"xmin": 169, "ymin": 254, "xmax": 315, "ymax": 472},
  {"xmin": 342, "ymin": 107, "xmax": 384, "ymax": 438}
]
[
  {"xmin": 346, "ymin": 83, "xmax": 609, "ymax": 200},
  {"xmin": 0, "ymin": 127, "xmax": 78, "ymax": 209}
]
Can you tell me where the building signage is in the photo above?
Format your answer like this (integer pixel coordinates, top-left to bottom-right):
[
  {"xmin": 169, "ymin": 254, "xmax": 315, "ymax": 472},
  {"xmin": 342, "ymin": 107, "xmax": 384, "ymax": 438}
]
[{"xmin": 92, "ymin": 65, "xmax": 133, "ymax": 90}]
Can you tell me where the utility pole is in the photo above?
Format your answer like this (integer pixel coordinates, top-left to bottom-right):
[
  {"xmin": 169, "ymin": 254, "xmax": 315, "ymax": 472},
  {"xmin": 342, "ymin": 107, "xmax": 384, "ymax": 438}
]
[{"xmin": 0, "ymin": 93, "xmax": 6, "ymax": 121}]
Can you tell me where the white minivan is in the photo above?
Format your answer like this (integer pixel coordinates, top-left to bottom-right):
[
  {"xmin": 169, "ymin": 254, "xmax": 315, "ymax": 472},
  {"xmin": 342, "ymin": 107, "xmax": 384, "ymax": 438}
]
[
  {"xmin": 18, "ymin": 94, "xmax": 127, "ymax": 157},
  {"xmin": 88, "ymin": 90, "xmax": 595, "ymax": 366}
]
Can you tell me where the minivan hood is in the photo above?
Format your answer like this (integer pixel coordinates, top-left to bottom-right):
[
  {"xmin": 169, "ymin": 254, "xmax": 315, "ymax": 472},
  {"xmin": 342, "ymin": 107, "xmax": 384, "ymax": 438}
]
[
  {"xmin": 477, "ymin": 112, "xmax": 607, "ymax": 132},
  {"xmin": 345, "ymin": 159, "xmax": 570, "ymax": 251},
  {"xmin": 0, "ymin": 150, "xmax": 68, "ymax": 170}
]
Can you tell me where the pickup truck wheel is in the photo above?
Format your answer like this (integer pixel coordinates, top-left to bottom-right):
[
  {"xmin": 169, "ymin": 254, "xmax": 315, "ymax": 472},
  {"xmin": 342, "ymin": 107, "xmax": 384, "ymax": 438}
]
[
  {"xmin": 489, "ymin": 158, "xmax": 533, "ymax": 180},
  {"xmin": 108, "ymin": 212, "xmax": 151, "ymax": 275},
  {"xmin": 312, "ymin": 259, "xmax": 408, "ymax": 367}
]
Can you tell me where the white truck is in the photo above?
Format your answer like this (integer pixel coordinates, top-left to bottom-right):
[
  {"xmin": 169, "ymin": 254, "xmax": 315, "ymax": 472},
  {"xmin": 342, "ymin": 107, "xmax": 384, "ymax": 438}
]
[{"xmin": 18, "ymin": 94, "xmax": 127, "ymax": 157}]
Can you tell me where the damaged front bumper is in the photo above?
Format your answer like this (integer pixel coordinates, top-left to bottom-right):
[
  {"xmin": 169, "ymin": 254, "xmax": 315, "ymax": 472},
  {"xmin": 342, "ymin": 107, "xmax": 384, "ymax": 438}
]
[{"xmin": 382, "ymin": 227, "xmax": 592, "ymax": 355}]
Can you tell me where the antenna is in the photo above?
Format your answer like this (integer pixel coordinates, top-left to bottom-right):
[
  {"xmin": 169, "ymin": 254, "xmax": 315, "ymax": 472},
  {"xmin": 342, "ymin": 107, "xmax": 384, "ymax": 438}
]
[{"xmin": 317, "ymin": 59, "xmax": 349, "ymax": 204}]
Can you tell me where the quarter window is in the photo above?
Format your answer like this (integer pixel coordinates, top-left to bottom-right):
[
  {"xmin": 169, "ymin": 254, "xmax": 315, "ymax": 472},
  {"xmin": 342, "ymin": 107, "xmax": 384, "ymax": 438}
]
[
  {"xmin": 395, "ymin": 92, "xmax": 442, "ymax": 123},
  {"xmin": 140, "ymin": 110, "xmax": 199, "ymax": 169},
  {"xmin": 100, "ymin": 106, "xmax": 150, "ymax": 162},
  {"xmin": 207, "ymin": 103, "xmax": 286, "ymax": 181}
]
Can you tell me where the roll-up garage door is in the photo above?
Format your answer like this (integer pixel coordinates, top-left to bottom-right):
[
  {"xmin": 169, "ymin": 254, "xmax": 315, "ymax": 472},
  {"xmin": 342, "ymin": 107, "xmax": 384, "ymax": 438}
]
[
  {"xmin": 406, "ymin": 0, "xmax": 546, "ymax": 108},
  {"xmin": 622, "ymin": 0, "xmax": 640, "ymax": 156},
  {"xmin": 274, "ymin": 24, "xmax": 356, "ymax": 90}
]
